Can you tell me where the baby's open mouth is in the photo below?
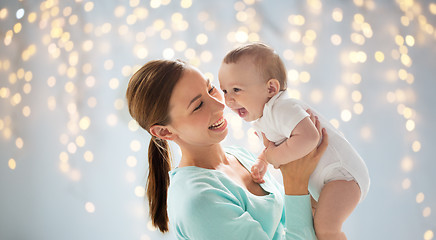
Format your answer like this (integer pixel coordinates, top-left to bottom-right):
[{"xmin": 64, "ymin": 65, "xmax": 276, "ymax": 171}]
[
  {"xmin": 209, "ymin": 117, "xmax": 225, "ymax": 129},
  {"xmin": 237, "ymin": 108, "xmax": 248, "ymax": 118}
]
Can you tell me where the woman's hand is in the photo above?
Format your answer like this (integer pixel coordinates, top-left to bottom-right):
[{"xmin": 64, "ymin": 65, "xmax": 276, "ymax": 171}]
[{"xmin": 279, "ymin": 109, "xmax": 328, "ymax": 195}]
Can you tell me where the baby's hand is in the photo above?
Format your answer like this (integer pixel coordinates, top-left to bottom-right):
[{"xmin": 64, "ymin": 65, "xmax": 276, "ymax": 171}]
[{"xmin": 251, "ymin": 159, "xmax": 268, "ymax": 184}]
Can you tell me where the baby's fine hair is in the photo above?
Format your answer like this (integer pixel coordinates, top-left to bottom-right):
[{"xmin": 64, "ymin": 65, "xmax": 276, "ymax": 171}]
[{"xmin": 222, "ymin": 42, "xmax": 287, "ymax": 90}]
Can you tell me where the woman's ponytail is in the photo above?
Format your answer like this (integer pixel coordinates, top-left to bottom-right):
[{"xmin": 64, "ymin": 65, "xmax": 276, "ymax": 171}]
[
  {"xmin": 147, "ymin": 136, "xmax": 171, "ymax": 232},
  {"xmin": 126, "ymin": 60, "xmax": 186, "ymax": 233}
]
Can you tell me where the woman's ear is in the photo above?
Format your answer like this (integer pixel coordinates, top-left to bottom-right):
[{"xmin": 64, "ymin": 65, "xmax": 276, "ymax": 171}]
[
  {"xmin": 150, "ymin": 125, "xmax": 176, "ymax": 141},
  {"xmin": 266, "ymin": 79, "xmax": 280, "ymax": 97}
]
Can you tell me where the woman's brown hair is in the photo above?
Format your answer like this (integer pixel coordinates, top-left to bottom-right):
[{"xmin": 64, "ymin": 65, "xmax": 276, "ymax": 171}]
[{"xmin": 126, "ymin": 60, "xmax": 186, "ymax": 233}]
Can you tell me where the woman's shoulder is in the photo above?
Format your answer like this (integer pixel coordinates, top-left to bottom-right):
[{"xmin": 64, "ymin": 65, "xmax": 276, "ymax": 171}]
[
  {"xmin": 170, "ymin": 166, "xmax": 221, "ymax": 189},
  {"xmin": 167, "ymin": 167, "xmax": 241, "ymax": 222},
  {"xmin": 168, "ymin": 166, "xmax": 234, "ymax": 202}
]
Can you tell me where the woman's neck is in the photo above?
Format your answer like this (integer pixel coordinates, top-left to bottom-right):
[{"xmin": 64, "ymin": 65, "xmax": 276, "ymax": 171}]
[{"xmin": 178, "ymin": 143, "xmax": 228, "ymax": 169}]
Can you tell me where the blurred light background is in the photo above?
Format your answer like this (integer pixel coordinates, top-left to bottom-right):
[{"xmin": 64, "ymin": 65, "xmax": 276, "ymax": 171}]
[{"xmin": 1, "ymin": 0, "xmax": 435, "ymax": 239}]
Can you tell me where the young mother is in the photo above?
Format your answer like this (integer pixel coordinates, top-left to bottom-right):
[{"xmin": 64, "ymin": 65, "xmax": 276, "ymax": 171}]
[{"xmin": 126, "ymin": 59, "xmax": 328, "ymax": 240}]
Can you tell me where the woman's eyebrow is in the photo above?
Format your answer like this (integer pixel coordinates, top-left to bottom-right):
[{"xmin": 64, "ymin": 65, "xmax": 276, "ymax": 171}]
[
  {"xmin": 187, "ymin": 94, "xmax": 201, "ymax": 109},
  {"xmin": 187, "ymin": 79, "xmax": 211, "ymax": 109}
]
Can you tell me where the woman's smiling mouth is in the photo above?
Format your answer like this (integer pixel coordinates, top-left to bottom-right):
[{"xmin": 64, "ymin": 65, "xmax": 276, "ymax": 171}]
[{"xmin": 209, "ymin": 117, "xmax": 227, "ymax": 130}]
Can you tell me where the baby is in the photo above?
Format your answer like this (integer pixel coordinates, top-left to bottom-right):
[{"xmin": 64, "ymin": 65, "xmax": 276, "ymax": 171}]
[{"xmin": 218, "ymin": 43, "xmax": 370, "ymax": 240}]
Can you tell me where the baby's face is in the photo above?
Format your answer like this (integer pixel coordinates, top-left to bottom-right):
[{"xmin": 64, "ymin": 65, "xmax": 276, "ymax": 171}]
[{"xmin": 218, "ymin": 59, "xmax": 271, "ymax": 122}]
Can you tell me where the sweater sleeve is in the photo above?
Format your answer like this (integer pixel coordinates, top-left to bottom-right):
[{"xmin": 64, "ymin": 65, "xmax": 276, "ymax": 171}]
[
  {"xmin": 175, "ymin": 187, "xmax": 271, "ymax": 240},
  {"xmin": 283, "ymin": 195, "xmax": 317, "ymax": 239},
  {"xmin": 177, "ymin": 193, "xmax": 317, "ymax": 240},
  {"xmin": 177, "ymin": 186, "xmax": 317, "ymax": 240}
]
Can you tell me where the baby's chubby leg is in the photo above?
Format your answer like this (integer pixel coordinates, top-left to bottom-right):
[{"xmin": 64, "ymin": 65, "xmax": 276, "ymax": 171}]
[{"xmin": 313, "ymin": 180, "xmax": 361, "ymax": 240}]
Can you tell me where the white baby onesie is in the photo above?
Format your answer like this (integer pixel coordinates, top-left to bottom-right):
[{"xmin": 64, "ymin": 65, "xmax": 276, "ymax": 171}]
[{"xmin": 253, "ymin": 91, "xmax": 370, "ymax": 201}]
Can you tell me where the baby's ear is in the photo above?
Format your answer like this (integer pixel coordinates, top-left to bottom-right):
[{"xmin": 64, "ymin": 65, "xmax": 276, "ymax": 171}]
[{"xmin": 266, "ymin": 79, "xmax": 280, "ymax": 97}]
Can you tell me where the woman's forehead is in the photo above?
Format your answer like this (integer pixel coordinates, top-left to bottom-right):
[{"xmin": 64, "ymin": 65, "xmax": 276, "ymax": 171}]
[
  {"xmin": 180, "ymin": 67, "xmax": 208, "ymax": 89},
  {"xmin": 169, "ymin": 67, "xmax": 208, "ymax": 107}
]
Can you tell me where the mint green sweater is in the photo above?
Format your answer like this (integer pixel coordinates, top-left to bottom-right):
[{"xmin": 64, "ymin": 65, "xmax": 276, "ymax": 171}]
[{"xmin": 167, "ymin": 146, "xmax": 317, "ymax": 240}]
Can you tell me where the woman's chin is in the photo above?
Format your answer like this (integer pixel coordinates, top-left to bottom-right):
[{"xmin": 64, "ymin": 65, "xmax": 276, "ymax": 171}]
[{"xmin": 215, "ymin": 128, "xmax": 228, "ymax": 142}]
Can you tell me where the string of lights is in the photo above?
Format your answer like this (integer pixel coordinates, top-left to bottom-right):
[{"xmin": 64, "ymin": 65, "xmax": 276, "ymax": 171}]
[{"xmin": 1, "ymin": 0, "xmax": 435, "ymax": 239}]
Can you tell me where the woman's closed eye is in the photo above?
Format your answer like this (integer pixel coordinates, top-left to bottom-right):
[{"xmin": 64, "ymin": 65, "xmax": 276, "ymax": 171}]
[
  {"xmin": 193, "ymin": 86, "xmax": 215, "ymax": 112},
  {"xmin": 208, "ymin": 86, "xmax": 215, "ymax": 94},
  {"xmin": 194, "ymin": 101, "xmax": 203, "ymax": 111}
]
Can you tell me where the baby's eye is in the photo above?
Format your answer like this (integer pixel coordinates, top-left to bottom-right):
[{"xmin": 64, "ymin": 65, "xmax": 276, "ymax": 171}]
[{"xmin": 222, "ymin": 89, "xmax": 227, "ymax": 94}]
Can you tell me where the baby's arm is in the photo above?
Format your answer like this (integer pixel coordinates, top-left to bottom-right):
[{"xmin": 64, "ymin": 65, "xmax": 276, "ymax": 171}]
[
  {"xmin": 266, "ymin": 116, "xmax": 320, "ymax": 168},
  {"xmin": 251, "ymin": 150, "xmax": 268, "ymax": 184}
]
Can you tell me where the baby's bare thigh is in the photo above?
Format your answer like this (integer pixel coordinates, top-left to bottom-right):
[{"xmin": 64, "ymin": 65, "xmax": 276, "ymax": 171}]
[{"xmin": 314, "ymin": 180, "xmax": 361, "ymax": 226}]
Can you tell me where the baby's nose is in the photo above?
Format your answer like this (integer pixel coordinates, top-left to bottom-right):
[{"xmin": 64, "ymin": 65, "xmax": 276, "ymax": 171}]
[{"xmin": 224, "ymin": 94, "xmax": 234, "ymax": 106}]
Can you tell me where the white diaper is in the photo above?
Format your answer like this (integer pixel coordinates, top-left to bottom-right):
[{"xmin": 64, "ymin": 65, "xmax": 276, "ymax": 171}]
[
  {"xmin": 324, "ymin": 163, "xmax": 355, "ymax": 183},
  {"xmin": 309, "ymin": 159, "xmax": 369, "ymax": 203}
]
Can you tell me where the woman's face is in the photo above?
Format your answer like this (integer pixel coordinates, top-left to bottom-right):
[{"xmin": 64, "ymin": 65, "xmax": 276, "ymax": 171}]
[{"xmin": 166, "ymin": 66, "xmax": 228, "ymax": 147}]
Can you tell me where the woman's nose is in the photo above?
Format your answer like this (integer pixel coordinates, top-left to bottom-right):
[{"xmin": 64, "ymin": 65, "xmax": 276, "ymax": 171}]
[{"xmin": 211, "ymin": 94, "xmax": 225, "ymax": 110}]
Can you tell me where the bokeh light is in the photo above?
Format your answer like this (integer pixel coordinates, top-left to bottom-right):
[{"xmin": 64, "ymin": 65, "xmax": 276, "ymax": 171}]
[{"xmin": 1, "ymin": 1, "xmax": 435, "ymax": 240}]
